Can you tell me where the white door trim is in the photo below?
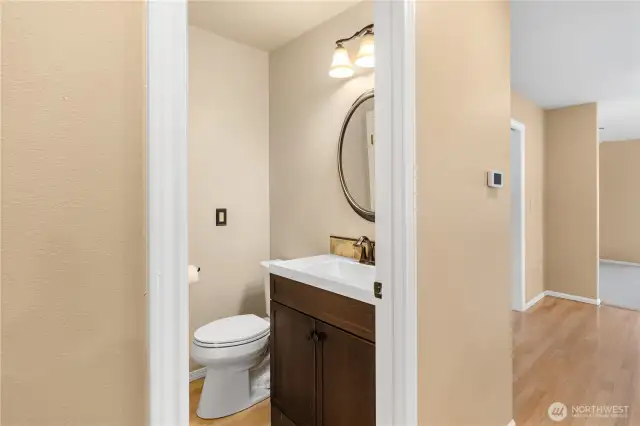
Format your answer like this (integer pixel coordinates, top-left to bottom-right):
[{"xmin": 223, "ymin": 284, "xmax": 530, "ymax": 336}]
[
  {"xmin": 510, "ymin": 119, "xmax": 526, "ymax": 312},
  {"xmin": 147, "ymin": 1, "xmax": 190, "ymax": 426},
  {"xmin": 375, "ymin": 1, "xmax": 418, "ymax": 425},
  {"xmin": 147, "ymin": 1, "xmax": 418, "ymax": 425}
]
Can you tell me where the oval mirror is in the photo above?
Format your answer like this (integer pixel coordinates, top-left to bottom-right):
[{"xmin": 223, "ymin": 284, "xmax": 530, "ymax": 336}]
[{"xmin": 338, "ymin": 89, "xmax": 375, "ymax": 222}]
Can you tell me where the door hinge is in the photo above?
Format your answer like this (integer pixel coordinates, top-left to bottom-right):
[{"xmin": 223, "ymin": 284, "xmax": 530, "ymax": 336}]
[{"xmin": 374, "ymin": 281, "xmax": 382, "ymax": 299}]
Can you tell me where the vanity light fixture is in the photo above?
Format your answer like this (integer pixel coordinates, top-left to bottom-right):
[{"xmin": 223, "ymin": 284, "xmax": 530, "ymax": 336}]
[{"xmin": 329, "ymin": 24, "xmax": 374, "ymax": 78}]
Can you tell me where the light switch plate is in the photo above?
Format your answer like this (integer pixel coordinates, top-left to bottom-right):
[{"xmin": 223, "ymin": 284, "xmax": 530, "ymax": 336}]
[
  {"xmin": 215, "ymin": 208, "xmax": 227, "ymax": 226},
  {"xmin": 487, "ymin": 171, "xmax": 504, "ymax": 188}
]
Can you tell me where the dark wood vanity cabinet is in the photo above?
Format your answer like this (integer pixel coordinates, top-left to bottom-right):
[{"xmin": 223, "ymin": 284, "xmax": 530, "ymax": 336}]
[
  {"xmin": 315, "ymin": 321, "xmax": 375, "ymax": 426},
  {"xmin": 270, "ymin": 275, "xmax": 375, "ymax": 426},
  {"xmin": 271, "ymin": 302, "xmax": 317, "ymax": 426}
]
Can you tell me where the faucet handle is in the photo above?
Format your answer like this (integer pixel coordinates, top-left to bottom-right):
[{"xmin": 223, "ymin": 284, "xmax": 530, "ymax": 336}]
[{"xmin": 354, "ymin": 236, "xmax": 369, "ymax": 246}]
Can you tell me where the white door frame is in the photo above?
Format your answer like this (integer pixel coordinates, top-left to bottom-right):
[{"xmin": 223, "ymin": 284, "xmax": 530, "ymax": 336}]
[
  {"xmin": 147, "ymin": 2, "xmax": 190, "ymax": 425},
  {"xmin": 375, "ymin": 1, "xmax": 417, "ymax": 425},
  {"xmin": 146, "ymin": 1, "xmax": 417, "ymax": 425},
  {"xmin": 510, "ymin": 119, "xmax": 526, "ymax": 311}
]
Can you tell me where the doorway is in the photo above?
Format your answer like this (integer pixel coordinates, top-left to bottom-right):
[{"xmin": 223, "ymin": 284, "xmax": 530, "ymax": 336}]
[
  {"xmin": 511, "ymin": 119, "xmax": 526, "ymax": 311},
  {"xmin": 146, "ymin": 1, "xmax": 418, "ymax": 425}
]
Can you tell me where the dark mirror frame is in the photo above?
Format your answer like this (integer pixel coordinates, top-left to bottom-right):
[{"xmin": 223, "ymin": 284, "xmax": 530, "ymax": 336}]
[{"xmin": 337, "ymin": 88, "xmax": 375, "ymax": 222}]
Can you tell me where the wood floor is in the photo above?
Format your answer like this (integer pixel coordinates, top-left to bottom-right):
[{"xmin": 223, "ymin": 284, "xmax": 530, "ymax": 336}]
[
  {"xmin": 189, "ymin": 297, "xmax": 639, "ymax": 425},
  {"xmin": 514, "ymin": 296, "xmax": 640, "ymax": 425},
  {"xmin": 189, "ymin": 379, "xmax": 270, "ymax": 426}
]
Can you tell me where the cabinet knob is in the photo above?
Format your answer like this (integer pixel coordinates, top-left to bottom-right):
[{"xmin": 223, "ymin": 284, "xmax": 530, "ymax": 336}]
[{"xmin": 307, "ymin": 330, "xmax": 326, "ymax": 342}]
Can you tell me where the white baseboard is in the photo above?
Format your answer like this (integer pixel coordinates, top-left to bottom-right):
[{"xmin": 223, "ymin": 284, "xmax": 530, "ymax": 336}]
[
  {"xmin": 545, "ymin": 290, "xmax": 600, "ymax": 306},
  {"xmin": 522, "ymin": 291, "xmax": 601, "ymax": 311},
  {"xmin": 189, "ymin": 367, "xmax": 206, "ymax": 382},
  {"xmin": 506, "ymin": 420, "xmax": 516, "ymax": 426},
  {"xmin": 524, "ymin": 292, "xmax": 545, "ymax": 310},
  {"xmin": 600, "ymin": 259, "xmax": 640, "ymax": 267}
]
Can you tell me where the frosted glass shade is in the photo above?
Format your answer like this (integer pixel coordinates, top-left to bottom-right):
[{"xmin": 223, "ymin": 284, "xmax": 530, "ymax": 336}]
[
  {"xmin": 355, "ymin": 32, "xmax": 375, "ymax": 68},
  {"xmin": 329, "ymin": 45, "xmax": 354, "ymax": 78}
]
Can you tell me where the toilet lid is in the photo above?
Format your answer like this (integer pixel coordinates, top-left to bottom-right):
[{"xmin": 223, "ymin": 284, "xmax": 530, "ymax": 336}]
[{"xmin": 194, "ymin": 314, "xmax": 270, "ymax": 346}]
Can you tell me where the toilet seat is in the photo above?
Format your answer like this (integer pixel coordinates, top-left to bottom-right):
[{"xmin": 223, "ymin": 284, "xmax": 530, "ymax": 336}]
[{"xmin": 194, "ymin": 314, "xmax": 270, "ymax": 348}]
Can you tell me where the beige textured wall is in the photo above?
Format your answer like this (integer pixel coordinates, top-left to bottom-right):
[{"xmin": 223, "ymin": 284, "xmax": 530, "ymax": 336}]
[
  {"xmin": 416, "ymin": 2, "xmax": 512, "ymax": 425},
  {"xmin": 2, "ymin": 3, "xmax": 146, "ymax": 425},
  {"xmin": 269, "ymin": 2, "xmax": 374, "ymax": 259},
  {"xmin": 511, "ymin": 92, "xmax": 545, "ymax": 301},
  {"xmin": 188, "ymin": 26, "xmax": 270, "ymax": 371},
  {"xmin": 544, "ymin": 103, "xmax": 599, "ymax": 299},
  {"xmin": 0, "ymin": 5, "xmax": 3, "ymax": 419},
  {"xmin": 600, "ymin": 140, "xmax": 640, "ymax": 264}
]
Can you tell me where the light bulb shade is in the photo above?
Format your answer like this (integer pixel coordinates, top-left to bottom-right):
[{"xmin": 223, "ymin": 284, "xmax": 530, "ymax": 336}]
[
  {"xmin": 329, "ymin": 44, "xmax": 354, "ymax": 78},
  {"xmin": 355, "ymin": 32, "xmax": 375, "ymax": 68}
]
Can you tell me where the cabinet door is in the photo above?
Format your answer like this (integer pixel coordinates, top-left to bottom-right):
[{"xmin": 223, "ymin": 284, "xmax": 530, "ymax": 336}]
[
  {"xmin": 271, "ymin": 301, "xmax": 317, "ymax": 426},
  {"xmin": 272, "ymin": 405, "xmax": 298, "ymax": 426},
  {"xmin": 316, "ymin": 321, "xmax": 375, "ymax": 426}
]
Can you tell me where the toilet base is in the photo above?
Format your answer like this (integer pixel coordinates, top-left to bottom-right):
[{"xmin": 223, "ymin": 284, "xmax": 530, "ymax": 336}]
[{"xmin": 196, "ymin": 367, "xmax": 270, "ymax": 419}]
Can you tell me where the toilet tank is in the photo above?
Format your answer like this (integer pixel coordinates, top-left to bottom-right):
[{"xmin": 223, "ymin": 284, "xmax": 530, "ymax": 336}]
[{"xmin": 260, "ymin": 260, "xmax": 282, "ymax": 316}]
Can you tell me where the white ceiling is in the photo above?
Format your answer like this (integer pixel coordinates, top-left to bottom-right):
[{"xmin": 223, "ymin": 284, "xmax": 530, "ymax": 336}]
[
  {"xmin": 511, "ymin": 1, "xmax": 640, "ymax": 141},
  {"xmin": 188, "ymin": 0, "xmax": 359, "ymax": 52}
]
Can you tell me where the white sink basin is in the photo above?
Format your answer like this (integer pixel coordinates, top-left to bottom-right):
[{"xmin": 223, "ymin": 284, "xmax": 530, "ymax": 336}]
[{"xmin": 269, "ymin": 255, "xmax": 376, "ymax": 305}]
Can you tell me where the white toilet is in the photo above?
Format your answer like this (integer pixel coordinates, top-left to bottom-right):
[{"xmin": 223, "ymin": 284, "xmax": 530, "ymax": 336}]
[{"xmin": 191, "ymin": 260, "xmax": 279, "ymax": 419}]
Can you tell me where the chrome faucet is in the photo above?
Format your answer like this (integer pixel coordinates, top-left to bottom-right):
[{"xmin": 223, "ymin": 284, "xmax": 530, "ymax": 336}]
[{"xmin": 354, "ymin": 236, "xmax": 375, "ymax": 265}]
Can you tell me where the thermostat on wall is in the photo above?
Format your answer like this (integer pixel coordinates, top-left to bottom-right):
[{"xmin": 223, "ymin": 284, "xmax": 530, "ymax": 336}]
[{"xmin": 487, "ymin": 171, "xmax": 503, "ymax": 188}]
